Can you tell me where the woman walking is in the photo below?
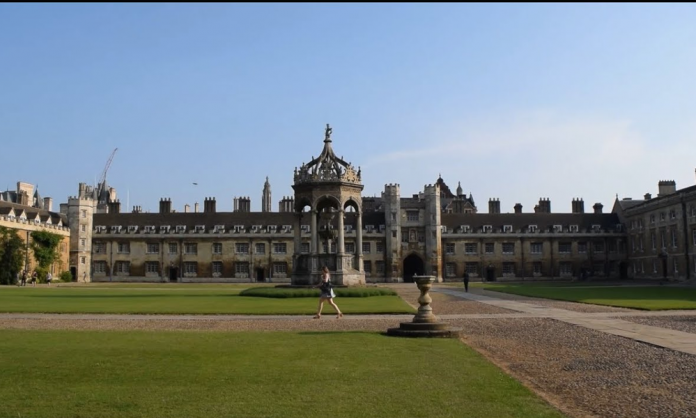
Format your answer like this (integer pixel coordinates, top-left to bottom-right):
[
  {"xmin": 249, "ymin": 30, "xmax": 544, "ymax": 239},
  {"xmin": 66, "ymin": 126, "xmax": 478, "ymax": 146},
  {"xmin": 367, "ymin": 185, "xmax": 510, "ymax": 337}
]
[{"xmin": 313, "ymin": 266, "xmax": 343, "ymax": 319}]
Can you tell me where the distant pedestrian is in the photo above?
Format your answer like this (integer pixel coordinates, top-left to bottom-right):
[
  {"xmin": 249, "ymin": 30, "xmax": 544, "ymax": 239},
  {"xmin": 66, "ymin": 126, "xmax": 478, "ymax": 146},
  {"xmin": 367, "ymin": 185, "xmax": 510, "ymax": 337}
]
[
  {"xmin": 82, "ymin": 272, "xmax": 87, "ymax": 283},
  {"xmin": 313, "ymin": 266, "xmax": 343, "ymax": 319},
  {"xmin": 21, "ymin": 271, "xmax": 27, "ymax": 287},
  {"xmin": 462, "ymin": 271, "xmax": 470, "ymax": 292},
  {"xmin": 31, "ymin": 271, "xmax": 37, "ymax": 287},
  {"xmin": 46, "ymin": 272, "xmax": 52, "ymax": 287}
]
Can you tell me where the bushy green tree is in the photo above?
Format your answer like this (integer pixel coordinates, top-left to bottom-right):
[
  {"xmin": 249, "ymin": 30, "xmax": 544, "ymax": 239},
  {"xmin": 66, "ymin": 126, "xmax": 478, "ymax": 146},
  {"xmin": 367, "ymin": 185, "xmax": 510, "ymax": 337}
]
[
  {"xmin": 30, "ymin": 230, "xmax": 62, "ymax": 283},
  {"xmin": 0, "ymin": 226, "xmax": 26, "ymax": 285}
]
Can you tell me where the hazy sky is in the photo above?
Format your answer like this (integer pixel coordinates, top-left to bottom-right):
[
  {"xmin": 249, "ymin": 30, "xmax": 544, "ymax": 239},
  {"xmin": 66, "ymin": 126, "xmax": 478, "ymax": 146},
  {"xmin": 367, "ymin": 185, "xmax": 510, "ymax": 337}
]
[{"xmin": 2, "ymin": 3, "xmax": 695, "ymax": 213}]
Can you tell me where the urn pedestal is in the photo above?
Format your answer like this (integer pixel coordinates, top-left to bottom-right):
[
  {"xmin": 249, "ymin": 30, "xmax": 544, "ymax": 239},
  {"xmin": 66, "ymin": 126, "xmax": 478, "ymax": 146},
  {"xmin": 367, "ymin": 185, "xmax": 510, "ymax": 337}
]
[{"xmin": 386, "ymin": 275, "xmax": 461, "ymax": 338}]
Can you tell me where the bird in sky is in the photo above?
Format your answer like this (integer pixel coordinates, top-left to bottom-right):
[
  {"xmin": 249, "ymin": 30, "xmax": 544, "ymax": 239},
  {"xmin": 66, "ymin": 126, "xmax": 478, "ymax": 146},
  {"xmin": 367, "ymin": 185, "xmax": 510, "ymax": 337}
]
[{"xmin": 193, "ymin": 183, "xmax": 198, "ymax": 186}]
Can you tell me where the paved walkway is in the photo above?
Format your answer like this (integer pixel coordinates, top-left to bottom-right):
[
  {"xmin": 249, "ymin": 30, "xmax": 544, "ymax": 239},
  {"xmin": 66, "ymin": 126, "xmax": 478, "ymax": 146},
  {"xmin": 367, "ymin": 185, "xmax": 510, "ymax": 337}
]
[{"xmin": 435, "ymin": 286, "xmax": 696, "ymax": 355}]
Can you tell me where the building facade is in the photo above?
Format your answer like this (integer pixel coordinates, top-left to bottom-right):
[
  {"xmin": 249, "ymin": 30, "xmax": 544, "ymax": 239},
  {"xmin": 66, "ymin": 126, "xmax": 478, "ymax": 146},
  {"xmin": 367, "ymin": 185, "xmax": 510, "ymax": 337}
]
[
  {"xmin": 613, "ymin": 179, "xmax": 696, "ymax": 281},
  {"xmin": 0, "ymin": 182, "xmax": 70, "ymax": 277},
  {"xmin": 74, "ymin": 126, "xmax": 642, "ymax": 284}
]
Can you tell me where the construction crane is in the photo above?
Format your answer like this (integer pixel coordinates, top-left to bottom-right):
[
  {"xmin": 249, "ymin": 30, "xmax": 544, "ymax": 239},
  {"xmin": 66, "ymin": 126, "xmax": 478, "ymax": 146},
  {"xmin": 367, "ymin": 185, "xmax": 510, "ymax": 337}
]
[{"xmin": 96, "ymin": 148, "xmax": 118, "ymax": 203}]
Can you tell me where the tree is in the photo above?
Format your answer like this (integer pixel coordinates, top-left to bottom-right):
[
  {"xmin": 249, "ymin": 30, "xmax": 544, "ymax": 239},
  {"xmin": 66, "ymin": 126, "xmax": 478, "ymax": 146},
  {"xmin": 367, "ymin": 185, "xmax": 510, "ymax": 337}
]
[
  {"xmin": 30, "ymin": 230, "xmax": 63, "ymax": 283},
  {"xmin": 0, "ymin": 226, "xmax": 26, "ymax": 285}
]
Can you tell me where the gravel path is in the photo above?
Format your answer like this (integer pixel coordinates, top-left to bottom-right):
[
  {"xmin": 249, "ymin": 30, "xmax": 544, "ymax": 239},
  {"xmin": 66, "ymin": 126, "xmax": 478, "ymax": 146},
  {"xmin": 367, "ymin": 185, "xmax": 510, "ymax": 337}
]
[
  {"xmin": 1, "ymin": 284, "xmax": 696, "ymax": 418},
  {"xmin": 621, "ymin": 315, "xmax": 696, "ymax": 335}
]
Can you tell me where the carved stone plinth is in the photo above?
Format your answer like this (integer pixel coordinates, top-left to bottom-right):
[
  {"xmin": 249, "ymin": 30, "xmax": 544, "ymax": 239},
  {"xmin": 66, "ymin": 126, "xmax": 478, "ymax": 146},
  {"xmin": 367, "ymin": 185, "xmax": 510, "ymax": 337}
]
[{"xmin": 387, "ymin": 275, "xmax": 461, "ymax": 338}]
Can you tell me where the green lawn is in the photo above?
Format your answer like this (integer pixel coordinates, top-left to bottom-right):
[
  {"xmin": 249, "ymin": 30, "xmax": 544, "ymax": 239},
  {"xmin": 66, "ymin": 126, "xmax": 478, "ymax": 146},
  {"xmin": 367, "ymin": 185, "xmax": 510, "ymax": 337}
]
[
  {"xmin": 0, "ymin": 330, "xmax": 566, "ymax": 418},
  {"xmin": 481, "ymin": 283, "xmax": 696, "ymax": 310},
  {"xmin": 0, "ymin": 286, "xmax": 414, "ymax": 315}
]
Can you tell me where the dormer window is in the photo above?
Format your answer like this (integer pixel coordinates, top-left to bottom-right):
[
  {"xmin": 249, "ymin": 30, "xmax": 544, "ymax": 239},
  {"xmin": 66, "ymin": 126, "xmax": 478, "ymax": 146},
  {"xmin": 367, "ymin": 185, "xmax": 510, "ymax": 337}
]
[
  {"xmin": 441, "ymin": 226, "xmax": 448, "ymax": 233},
  {"xmin": 615, "ymin": 224, "xmax": 623, "ymax": 232},
  {"xmin": 569, "ymin": 225, "xmax": 579, "ymax": 233},
  {"xmin": 592, "ymin": 224, "xmax": 601, "ymax": 232},
  {"xmin": 483, "ymin": 225, "xmax": 493, "ymax": 233},
  {"xmin": 300, "ymin": 225, "xmax": 310, "ymax": 233},
  {"xmin": 95, "ymin": 225, "xmax": 107, "ymax": 233},
  {"xmin": 344, "ymin": 225, "xmax": 352, "ymax": 232},
  {"xmin": 160, "ymin": 225, "xmax": 171, "ymax": 233},
  {"xmin": 144, "ymin": 225, "xmax": 156, "ymax": 233},
  {"xmin": 213, "ymin": 225, "xmax": 225, "ymax": 233},
  {"xmin": 365, "ymin": 225, "xmax": 375, "ymax": 233},
  {"xmin": 379, "ymin": 225, "xmax": 386, "ymax": 232},
  {"xmin": 252, "ymin": 225, "xmax": 262, "ymax": 232},
  {"xmin": 176, "ymin": 225, "xmax": 186, "ymax": 233},
  {"xmin": 553, "ymin": 225, "xmax": 563, "ymax": 233},
  {"xmin": 460, "ymin": 225, "xmax": 470, "ymax": 233},
  {"xmin": 503, "ymin": 225, "xmax": 513, "ymax": 233},
  {"xmin": 282, "ymin": 225, "xmax": 292, "ymax": 232},
  {"xmin": 111, "ymin": 225, "xmax": 122, "ymax": 233},
  {"xmin": 267, "ymin": 225, "xmax": 277, "ymax": 233},
  {"xmin": 528, "ymin": 225, "xmax": 538, "ymax": 233},
  {"xmin": 127, "ymin": 225, "xmax": 138, "ymax": 233},
  {"xmin": 233, "ymin": 225, "xmax": 244, "ymax": 233},
  {"xmin": 195, "ymin": 225, "xmax": 205, "ymax": 233}
]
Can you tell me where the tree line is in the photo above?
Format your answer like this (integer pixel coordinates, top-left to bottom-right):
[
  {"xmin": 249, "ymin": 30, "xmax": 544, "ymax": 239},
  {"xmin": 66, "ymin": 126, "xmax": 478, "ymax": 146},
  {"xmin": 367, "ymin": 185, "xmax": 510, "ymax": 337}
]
[{"xmin": 0, "ymin": 227, "xmax": 68, "ymax": 285}]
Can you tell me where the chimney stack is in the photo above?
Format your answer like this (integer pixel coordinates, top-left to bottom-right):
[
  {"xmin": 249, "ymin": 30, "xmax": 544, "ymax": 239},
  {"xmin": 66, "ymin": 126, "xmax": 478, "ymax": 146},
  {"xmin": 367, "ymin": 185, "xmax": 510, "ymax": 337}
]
[
  {"xmin": 234, "ymin": 197, "xmax": 251, "ymax": 213},
  {"xmin": 108, "ymin": 200, "xmax": 121, "ymax": 214},
  {"xmin": 279, "ymin": 196, "xmax": 295, "ymax": 213},
  {"xmin": 514, "ymin": 203, "xmax": 522, "ymax": 214},
  {"xmin": 644, "ymin": 193, "xmax": 652, "ymax": 201},
  {"xmin": 571, "ymin": 198, "xmax": 584, "ymax": 214},
  {"xmin": 184, "ymin": 204, "xmax": 190, "ymax": 213},
  {"xmin": 593, "ymin": 203, "xmax": 603, "ymax": 214},
  {"xmin": 194, "ymin": 202, "xmax": 200, "ymax": 213},
  {"xmin": 657, "ymin": 180, "xmax": 676, "ymax": 197},
  {"xmin": 488, "ymin": 198, "xmax": 500, "ymax": 214},
  {"xmin": 537, "ymin": 198, "xmax": 551, "ymax": 213},
  {"xmin": 204, "ymin": 197, "xmax": 217, "ymax": 213},
  {"xmin": 159, "ymin": 198, "xmax": 172, "ymax": 214},
  {"xmin": 43, "ymin": 197, "xmax": 53, "ymax": 212}
]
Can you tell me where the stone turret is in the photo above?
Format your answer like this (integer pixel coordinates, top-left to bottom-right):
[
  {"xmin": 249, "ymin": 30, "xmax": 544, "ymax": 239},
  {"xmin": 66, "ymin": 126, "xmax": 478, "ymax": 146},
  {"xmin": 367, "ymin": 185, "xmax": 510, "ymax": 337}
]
[
  {"xmin": 424, "ymin": 183, "xmax": 442, "ymax": 281},
  {"xmin": 383, "ymin": 184, "xmax": 401, "ymax": 281},
  {"xmin": 68, "ymin": 183, "xmax": 97, "ymax": 282},
  {"xmin": 262, "ymin": 177, "xmax": 272, "ymax": 213}
]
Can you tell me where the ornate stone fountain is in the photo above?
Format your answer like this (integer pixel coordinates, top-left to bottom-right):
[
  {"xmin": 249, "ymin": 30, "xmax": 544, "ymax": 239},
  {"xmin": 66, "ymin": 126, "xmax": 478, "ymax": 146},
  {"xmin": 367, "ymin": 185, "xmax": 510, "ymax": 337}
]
[{"xmin": 387, "ymin": 275, "xmax": 461, "ymax": 338}]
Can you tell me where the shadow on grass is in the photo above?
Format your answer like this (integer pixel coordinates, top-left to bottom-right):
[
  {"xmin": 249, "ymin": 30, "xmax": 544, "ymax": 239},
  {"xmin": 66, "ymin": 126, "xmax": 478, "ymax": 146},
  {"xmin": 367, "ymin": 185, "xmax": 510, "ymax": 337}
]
[
  {"xmin": 24, "ymin": 294, "xmax": 243, "ymax": 299},
  {"xmin": 297, "ymin": 330, "xmax": 381, "ymax": 336}
]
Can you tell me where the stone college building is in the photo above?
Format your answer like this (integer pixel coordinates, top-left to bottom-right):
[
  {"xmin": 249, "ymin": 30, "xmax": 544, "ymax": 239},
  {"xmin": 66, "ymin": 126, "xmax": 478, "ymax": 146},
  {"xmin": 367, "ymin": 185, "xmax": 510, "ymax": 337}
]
[{"xmin": 60, "ymin": 125, "xmax": 696, "ymax": 284}]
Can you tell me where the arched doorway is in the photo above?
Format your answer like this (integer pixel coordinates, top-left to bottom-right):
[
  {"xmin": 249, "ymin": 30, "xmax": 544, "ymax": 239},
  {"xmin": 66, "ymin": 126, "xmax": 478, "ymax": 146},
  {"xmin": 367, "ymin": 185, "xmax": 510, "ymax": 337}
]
[{"xmin": 403, "ymin": 254, "xmax": 424, "ymax": 283}]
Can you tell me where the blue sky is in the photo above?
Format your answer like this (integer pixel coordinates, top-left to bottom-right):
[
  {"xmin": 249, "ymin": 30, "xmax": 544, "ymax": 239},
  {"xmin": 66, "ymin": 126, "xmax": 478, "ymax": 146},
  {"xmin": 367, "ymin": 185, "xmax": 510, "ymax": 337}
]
[{"xmin": 2, "ymin": 3, "xmax": 695, "ymax": 213}]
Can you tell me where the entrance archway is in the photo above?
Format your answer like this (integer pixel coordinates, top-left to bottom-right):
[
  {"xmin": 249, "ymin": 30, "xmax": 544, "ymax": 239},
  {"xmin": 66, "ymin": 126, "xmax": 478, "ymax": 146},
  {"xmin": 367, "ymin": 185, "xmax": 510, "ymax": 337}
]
[{"xmin": 403, "ymin": 254, "xmax": 424, "ymax": 283}]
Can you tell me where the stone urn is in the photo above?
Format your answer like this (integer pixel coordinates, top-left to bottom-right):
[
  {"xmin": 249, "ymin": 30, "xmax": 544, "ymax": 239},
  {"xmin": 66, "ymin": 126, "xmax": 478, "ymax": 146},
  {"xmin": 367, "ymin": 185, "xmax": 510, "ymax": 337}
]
[{"xmin": 386, "ymin": 275, "xmax": 461, "ymax": 338}]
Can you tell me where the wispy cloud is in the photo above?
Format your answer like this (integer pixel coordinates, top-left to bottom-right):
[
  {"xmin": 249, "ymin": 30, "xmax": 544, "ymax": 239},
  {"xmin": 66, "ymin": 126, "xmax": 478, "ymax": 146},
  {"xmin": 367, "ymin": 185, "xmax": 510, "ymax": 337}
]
[{"xmin": 362, "ymin": 110, "xmax": 695, "ymax": 212}]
